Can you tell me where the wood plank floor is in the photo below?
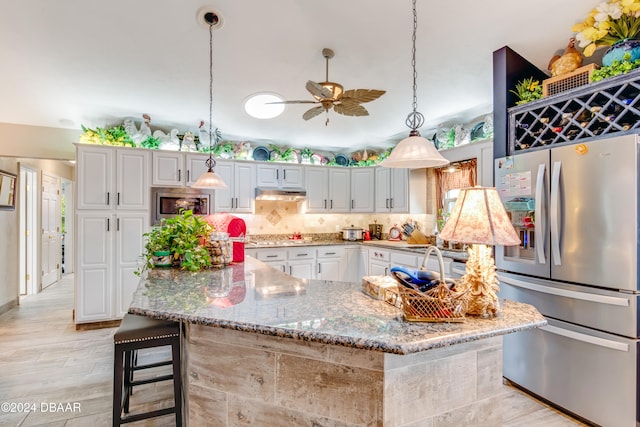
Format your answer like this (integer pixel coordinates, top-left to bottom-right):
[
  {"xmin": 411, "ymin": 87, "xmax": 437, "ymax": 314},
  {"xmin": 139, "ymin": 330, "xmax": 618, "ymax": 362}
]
[{"xmin": 0, "ymin": 275, "xmax": 591, "ymax": 427}]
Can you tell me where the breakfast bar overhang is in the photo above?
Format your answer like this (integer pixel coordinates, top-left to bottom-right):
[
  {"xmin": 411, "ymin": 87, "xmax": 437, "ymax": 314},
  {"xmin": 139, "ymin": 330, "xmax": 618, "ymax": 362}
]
[{"xmin": 129, "ymin": 257, "xmax": 545, "ymax": 426}]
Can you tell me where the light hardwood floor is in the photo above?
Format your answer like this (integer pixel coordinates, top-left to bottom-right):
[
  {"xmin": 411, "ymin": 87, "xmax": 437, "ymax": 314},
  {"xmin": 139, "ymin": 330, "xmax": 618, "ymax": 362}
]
[{"xmin": 0, "ymin": 275, "xmax": 591, "ymax": 427}]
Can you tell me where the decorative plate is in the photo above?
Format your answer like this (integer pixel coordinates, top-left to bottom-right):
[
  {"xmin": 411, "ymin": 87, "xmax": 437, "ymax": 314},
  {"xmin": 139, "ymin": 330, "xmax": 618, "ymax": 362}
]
[
  {"xmin": 334, "ymin": 153, "xmax": 349, "ymax": 166},
  {"xmin": 471, "ymin": 122, "xmax": 486, "ymax": 141},
  {"xmin": 253, "ymin": 146, "xmax": 270, "ymax": 161}
]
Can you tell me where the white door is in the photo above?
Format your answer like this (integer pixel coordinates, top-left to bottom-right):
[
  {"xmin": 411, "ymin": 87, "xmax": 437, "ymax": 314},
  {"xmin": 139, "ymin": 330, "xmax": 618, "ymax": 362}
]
[
  {"xmin": 233, "ymin": 162, "xmax": 255, "ymax": 212},
  {"xmin": 19, "ymin": 167, "xmax": 38, "ymax": 295},
  {"xmin": 328, "ymin": 168, "xmax": 350, "ymax": 212},
  {"xmin": 305, "ymin": 167, "xmax": 328, "ymax": 212},
  {"xmin": 151, "ymin": 152, "xmax": 184, "ymax": 186},
  {"xmin": 350, "ymin": 168, "xmax": 375, "ymax": 212},
  {"xmin": 116, "ymin": 150, "xmax": 149, "ymax": 210},
  {"xmin": 41, "ymin": 172, "xmax": 60, "ymax": 289},
  {"xmin": 213, "ymin": 161, "xmax": 234, "ymax": 212},
  {"xmin": 115, "ymin": 213, "xmax": 147, "ymax": 317}
]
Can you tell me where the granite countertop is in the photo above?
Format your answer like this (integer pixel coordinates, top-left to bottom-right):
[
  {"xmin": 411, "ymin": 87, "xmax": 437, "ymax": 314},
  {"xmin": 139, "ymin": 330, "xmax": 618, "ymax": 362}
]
[{"xmin": 129, "ymin": 257, "xmax": 545, "ymax": 355}]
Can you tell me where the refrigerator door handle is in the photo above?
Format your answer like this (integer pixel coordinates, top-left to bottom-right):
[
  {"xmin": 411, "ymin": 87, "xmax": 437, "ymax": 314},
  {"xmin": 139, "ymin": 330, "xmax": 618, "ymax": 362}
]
[
  {"xmin": 535, "ymin": 163, "xmax": 546, "ymax": 265},
  {"xmin": 540, "ymin": 325, "xmax": 629, "ymax": 352},
  {"xmin": 550, "ymin": 160, "xmax": 562, "ymax": 266},
  {"xmin": 498, "ymin": 274, "xmax": 630, "ymax": 307}
]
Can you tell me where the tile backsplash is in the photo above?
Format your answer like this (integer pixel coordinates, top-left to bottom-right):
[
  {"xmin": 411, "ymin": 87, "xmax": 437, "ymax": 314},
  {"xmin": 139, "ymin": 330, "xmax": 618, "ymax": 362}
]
[{"xmin": 232, "ymin": 200, "xmax": 435, "ymax": 238}]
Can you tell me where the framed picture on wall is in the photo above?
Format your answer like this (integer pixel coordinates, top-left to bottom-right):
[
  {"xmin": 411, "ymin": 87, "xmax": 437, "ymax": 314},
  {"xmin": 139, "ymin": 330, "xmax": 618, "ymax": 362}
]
[{"xmin": 0, "ymin": 169, "xmax": 17, "ymax": 210}]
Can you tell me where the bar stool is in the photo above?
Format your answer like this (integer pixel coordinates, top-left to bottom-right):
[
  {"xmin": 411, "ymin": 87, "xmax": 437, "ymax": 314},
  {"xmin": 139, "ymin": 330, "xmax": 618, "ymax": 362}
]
[{"xmin": 113, "ymin": 313, "xmax": 182, "ymax": 426}]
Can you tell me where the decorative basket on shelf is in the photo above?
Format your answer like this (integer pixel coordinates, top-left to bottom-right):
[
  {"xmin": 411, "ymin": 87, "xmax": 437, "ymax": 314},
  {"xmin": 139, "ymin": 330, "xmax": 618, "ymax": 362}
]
[{"xmin": 394, "ymin": 246, "xmax": 467, "ymax": 323}]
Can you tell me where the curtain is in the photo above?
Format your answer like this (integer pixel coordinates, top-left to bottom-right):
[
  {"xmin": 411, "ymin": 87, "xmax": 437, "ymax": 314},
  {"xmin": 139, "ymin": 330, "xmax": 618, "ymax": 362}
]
[{"xmin": 434, "ymin": 159, "xmax": 477, "ymax": 214}]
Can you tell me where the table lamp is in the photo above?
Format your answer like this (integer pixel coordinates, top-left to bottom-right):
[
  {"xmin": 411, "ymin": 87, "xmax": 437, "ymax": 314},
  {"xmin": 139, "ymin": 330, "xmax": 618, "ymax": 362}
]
[{"xmin": 438, "ymin": 186, "xmax": 520, "ymax": 317}]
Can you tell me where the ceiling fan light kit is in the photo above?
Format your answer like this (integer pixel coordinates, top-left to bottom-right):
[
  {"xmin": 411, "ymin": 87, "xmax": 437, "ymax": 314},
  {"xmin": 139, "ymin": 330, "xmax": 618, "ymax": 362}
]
[
  {"xmin": 274, "ymin": 48, "xmax": 385, "ymax": 124},
  {"xmin": 381, "ymin": 0, "xmax": 449, "ymax": 169}
]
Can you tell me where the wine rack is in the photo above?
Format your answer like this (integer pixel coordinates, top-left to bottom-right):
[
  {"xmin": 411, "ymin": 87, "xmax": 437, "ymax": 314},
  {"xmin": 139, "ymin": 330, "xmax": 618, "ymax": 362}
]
[{"xmin": 509, "ymin": 69, "xmax": 640, "ymax": 153}]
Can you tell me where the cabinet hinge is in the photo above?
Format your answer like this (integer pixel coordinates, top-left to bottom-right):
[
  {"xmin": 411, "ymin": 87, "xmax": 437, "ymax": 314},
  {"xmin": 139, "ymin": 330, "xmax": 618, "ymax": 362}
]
[
  {"xmin": 25, "ymin": 229, "xmax": 29, "ymax": 236},
  {"xmin": 25, "ymin": 274, "xmax": 30, "ymax": 281}
]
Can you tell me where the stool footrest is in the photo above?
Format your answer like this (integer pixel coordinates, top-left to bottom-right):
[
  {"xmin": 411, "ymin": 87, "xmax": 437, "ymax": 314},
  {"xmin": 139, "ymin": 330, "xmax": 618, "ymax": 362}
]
[
  {"xmin": 132, "ymin": 360, "xmax": 172, "ymax": 371},
  {"xmin": 131, "ymin": 374, "xmax": 173, "ymax": 387},
  {"xmin": 120, "ymin": 407, "xmax": 176, "ymax": 424}
]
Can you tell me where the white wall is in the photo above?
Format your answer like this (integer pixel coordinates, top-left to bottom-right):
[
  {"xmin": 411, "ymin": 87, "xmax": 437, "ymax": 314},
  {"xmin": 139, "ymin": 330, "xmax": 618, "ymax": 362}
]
[
  {"xmin": 0, "ymin": 122, "xmax": 78, "ymax": 160},
  {"xmin": 0, "ymin": 158, "xmax": 19, "ymax": 313}
]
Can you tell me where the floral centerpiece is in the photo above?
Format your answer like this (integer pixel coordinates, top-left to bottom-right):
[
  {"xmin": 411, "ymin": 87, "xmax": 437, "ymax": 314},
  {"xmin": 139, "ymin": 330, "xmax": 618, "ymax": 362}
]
[{"xmin": 572, "ymin": 0, "xmax": 640, "ymax": 58}]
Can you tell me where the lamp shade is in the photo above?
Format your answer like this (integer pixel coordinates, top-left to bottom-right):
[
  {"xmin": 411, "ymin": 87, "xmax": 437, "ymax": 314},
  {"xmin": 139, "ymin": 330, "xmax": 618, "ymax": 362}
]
[
  {"xmin": 439, "ymin": 186, "xmax": 519, "ymax": 246},
  {"xmin": 380, "ymin": 135, "xmax": 450, "ymax": 169},
  {"xmin": 191, "ymin": 170, "xmax": 228, "ymax": 189}
]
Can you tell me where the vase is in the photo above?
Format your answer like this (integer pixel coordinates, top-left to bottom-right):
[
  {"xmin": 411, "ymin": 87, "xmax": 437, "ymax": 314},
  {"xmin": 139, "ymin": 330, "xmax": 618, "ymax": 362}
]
[{"xmin": 602, "ymin": 38, "xmax": 640, "ymax": 67}]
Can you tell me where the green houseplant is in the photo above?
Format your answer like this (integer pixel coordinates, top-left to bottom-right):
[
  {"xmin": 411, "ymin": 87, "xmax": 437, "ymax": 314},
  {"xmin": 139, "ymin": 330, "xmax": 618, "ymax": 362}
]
[{"xmin": 137, "ymin": 209, "xmax": 214, "ymax": 275}]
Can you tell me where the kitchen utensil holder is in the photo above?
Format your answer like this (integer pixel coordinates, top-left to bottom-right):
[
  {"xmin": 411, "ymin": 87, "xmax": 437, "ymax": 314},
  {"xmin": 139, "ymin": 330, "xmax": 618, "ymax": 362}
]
[{"xmin": 395, "ymin": 246, "xmax": 467, "ymax": 322}]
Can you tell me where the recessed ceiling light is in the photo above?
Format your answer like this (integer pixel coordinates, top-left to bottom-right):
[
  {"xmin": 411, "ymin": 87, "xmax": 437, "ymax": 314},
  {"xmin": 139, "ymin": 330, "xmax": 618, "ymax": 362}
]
[{"xmin": 244, "ymin": 93, "xmax": 285, "ymax": 119}]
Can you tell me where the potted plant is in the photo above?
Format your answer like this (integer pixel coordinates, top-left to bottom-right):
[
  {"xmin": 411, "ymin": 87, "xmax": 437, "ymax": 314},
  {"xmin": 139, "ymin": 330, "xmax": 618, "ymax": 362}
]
[
  {"xmin": 137, "ymin": 209, "xmax": 214, "ymax": 275},
  {"xmin": 510, "ymin": 77, "xmax": 543, "ymax": 106}
]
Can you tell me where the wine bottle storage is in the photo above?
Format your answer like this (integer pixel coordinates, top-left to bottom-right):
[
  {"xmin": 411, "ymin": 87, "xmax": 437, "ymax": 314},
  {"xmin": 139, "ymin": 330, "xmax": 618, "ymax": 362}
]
[{"xmin": 509, "ymin": 69, "xmax": 640, "ymax": 153}]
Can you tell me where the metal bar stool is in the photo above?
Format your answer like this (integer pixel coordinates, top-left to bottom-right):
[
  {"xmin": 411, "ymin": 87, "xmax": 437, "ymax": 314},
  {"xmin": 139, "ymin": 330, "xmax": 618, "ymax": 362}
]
[{"xmin": 113, "ymin": 313, "xmax": 182, "ymax": 426}]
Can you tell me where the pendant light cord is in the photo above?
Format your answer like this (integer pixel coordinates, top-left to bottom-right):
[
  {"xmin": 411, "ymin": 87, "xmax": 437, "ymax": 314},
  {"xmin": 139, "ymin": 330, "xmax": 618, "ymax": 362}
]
[
  {"xmin": 206, "ymin": 21, "xmax": 216, "ymax": 172},
  {"xmin": 406, "ymin": 0, "xmax": 424, "ymax": 136}
]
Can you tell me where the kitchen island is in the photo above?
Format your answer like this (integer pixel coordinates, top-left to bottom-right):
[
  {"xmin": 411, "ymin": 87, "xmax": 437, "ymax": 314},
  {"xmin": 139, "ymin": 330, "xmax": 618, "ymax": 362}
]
[{"xmin": 129, "ymin": 257, "xmax": 545, "ymax": 426}]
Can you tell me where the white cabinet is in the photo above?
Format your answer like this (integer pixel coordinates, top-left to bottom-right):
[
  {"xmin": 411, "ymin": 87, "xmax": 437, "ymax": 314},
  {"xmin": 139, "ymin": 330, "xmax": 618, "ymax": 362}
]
[
  {"xmin": 256, "ymin": 164, "xmax": 304, "ymax": 188},
  {"xmin": 76, "ymin": 144, "xmax": 149, "ymax": 324},
  {"xmin": 305, "ymin": 166, "xmax": 351, "ymax": 213},
  {"xmin": 247, "ymin": 247, "xmax": 314, "ymax": 279},
  {"xmin": 75, "ymin": 211, "xmax": 146, "ymax": 322},
  {"xmin": 77, "ymin": 145, "xmax": 149, "ymax": 211},
  {"xmin": 214, "ymin": 160, "xmax": 255, "ymax": 213},
  {"xmin": 151, "ymin": 151, "xmax": 211, "ymax": 187},
  {"xmin": 374, "ymin": 167, "xmax": 409, "ymax": 212},
  {"xmin": 287, "ymin": 247, "xmax": 315, "ymax": 279},
  {"xmin": 316, "ymin": 247, "xmax": 345, "ymax": 281},
  {"xmin": 349, "ymin": 168, "xmax": 375, "ymax": 212},
  {"xmin": 344, "ymin": 246, "xmax": 364, "ymax": 283},
  {"xmin": 369, "ymin": 249, "xmax": 390, "ymax": 276}
]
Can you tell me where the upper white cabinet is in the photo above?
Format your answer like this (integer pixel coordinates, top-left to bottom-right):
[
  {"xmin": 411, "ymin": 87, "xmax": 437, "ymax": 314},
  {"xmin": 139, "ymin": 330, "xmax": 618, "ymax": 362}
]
[
  {"xmin": 256, "ymin": 164, "xmax": 304, "ymax": 188},
  {"xmin": 374, "ymin": 167, "xmax": 409, "ymax": 212},
  {"xmin": 305, "ymin": 166, "xmax": 350, "ymax": 213},
  {"xmin": 151, "ymin": 151, "xmax": 211, "ymax": 187},
  {"xmin": 349, "ymin": 168, "xmax": 375, "ymax": 212},
  {"xmin": 214, "ymin": 160, "xmax": 255, "ymax": 213},
  {"xmin": 77, "ymin": 145, "xmax": 149, "ymax": 211}
]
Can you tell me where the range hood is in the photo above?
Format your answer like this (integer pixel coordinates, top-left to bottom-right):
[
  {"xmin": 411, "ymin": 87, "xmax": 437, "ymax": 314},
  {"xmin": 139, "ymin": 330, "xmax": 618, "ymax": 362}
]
[{"xmin": 255, "ymin": 187, "xmax": 307, "ymax": 201}]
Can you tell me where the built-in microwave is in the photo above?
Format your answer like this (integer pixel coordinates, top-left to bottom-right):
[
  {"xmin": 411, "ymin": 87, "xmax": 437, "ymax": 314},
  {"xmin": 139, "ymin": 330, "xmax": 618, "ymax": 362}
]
[{"xmin": 151, "ymin": 187, "xmax": 213, "ymax": 225}]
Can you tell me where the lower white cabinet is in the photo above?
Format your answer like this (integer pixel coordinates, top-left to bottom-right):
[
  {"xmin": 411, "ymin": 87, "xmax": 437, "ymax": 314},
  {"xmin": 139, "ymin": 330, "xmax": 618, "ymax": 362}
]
[
  {"xmin": 76, "ymin": 211, "xmax": 147, "ymax": 323},
  {"xmin": 316, "ymin": 247, "xmax": 345, "ymax": 281},
  {"xmin": 247, "ymin": 245, "xmax": 350, "ymax": 281},
  {"xmin": 366, "ymin": 247, "xmax": 452, "ymax": 278}
]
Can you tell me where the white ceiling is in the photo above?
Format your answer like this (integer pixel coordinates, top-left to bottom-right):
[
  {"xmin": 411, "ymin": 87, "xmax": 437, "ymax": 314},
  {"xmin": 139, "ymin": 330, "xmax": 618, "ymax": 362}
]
[{"xmin": 0, "ymin": 0, "xmax": 597, "ymax": 155}]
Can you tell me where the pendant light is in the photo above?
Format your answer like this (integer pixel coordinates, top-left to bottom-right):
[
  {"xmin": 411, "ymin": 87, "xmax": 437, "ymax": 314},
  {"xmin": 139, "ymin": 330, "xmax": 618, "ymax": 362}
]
[
  {"xmin": 192, "ymin": 10, "xmax": 228, "ymax": 189},
  {"xmin": 380, "ymin": 0, "xmax": 449, "ymax": 169}
]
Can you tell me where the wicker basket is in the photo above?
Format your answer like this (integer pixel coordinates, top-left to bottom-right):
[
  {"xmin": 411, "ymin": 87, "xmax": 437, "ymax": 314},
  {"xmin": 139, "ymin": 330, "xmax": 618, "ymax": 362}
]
[
  {"xmin": 396, "ymin": 283, "xmax": 467, "ymax": 322},
  {"xmin": 395, "ymin": 246, "xmax": 467, "ymax": 322}
]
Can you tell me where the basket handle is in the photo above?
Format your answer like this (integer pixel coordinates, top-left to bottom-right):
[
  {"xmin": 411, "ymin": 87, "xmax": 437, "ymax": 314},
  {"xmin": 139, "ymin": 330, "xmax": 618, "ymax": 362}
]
[{"xmin": 421, "ymin": 246, "xmax": 447, "ymax": 282}]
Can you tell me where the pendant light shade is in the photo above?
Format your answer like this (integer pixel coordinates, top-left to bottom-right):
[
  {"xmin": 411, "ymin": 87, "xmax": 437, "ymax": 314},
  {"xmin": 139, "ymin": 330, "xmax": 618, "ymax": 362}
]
[
  {"xmin": 382, "ymin": 135, "xmax": 450, "ymax": 168},
  {"xmin": 191, "ymin": 170, "xmax": 228, "ymax": 189},
  {"xmin": 380, "ymin": 0, "xmax": 449, "ymax": 169},
  {"xmin": 192, "ymin": 10, "xmax": 227, "ymax": 189}
]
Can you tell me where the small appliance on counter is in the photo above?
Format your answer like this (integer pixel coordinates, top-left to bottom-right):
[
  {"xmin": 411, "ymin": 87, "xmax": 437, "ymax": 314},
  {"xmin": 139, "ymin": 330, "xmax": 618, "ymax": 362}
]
[
  {"xmin": 342, "ymin": 225, "xmax": 364, "ymax": 241},
  {"xmin": 206, "ymin": 213, "xmax": 246, "ymax": 263},
  {"xmin": 369, "ymin": 222, "xmax": 382, "ymax": 240}
]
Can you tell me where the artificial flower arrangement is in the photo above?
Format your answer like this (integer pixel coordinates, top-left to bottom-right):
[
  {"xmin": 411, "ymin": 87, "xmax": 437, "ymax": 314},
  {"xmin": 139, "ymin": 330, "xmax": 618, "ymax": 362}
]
[
  {"xmin": 572, "ymin": 0, "xmax": 640, "ymax": 57},
  {"xmin": 510, "ymin": 77, "xmax": 543, "ymax": 105}
]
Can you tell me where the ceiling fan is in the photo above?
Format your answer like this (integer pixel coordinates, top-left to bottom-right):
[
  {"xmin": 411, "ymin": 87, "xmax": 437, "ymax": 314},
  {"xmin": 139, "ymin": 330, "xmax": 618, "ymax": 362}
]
[{"xmin": 275, "ymin": 48, "xmax": 386, "ymax": 124}]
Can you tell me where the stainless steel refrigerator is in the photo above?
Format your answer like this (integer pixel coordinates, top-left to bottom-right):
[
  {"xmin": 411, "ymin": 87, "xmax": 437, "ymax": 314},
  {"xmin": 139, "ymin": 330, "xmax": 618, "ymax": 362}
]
[{"xmin": 495, "ymin": 133, "xmax": 640, "ymax": 427}]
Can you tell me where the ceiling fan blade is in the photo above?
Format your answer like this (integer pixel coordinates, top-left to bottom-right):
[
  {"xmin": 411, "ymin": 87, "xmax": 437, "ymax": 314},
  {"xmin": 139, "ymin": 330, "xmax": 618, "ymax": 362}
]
[
  {"xmin": 341, "ymin": 89, "xmax": 386, "ymax": 103},
  {"xmin": 333, "ymin": 103, "xmax": 369, "ymax": 117},
  {"xmin": 267, "ymin": 100, "xmax": 319, "ymax": 104},
  {"xmin": 306, "ymin": 81, "xmax": 333, "ymax": 99},
  {"xmin": 302, "ymin": 105, "xmax": 325, "ymax": 120}
]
